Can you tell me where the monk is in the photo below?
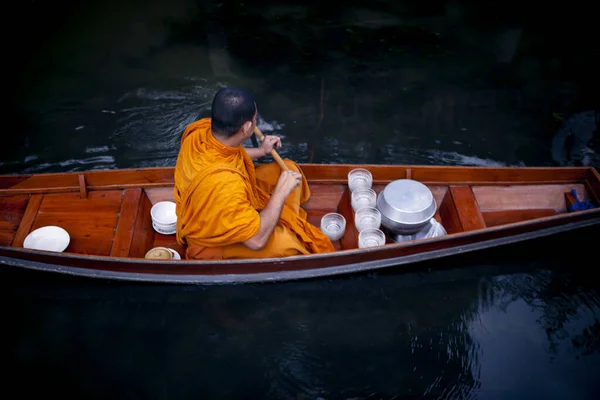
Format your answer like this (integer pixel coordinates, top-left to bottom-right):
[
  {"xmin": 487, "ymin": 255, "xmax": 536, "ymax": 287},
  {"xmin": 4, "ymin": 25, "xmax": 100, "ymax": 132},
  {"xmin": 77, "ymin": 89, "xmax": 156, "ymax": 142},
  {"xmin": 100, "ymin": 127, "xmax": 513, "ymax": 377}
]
[{"xmin": 174, "ymin": 87, "xmax": 335, "ymax": 260}]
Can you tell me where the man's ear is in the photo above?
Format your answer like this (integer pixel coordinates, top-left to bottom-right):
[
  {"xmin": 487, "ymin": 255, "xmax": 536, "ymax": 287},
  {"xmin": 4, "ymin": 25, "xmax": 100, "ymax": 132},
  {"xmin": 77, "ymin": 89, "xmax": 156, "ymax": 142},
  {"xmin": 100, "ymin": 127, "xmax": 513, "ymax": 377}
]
[{"xmin": 242, "ymin": 120, "xmax": 253, "ymax": 136}]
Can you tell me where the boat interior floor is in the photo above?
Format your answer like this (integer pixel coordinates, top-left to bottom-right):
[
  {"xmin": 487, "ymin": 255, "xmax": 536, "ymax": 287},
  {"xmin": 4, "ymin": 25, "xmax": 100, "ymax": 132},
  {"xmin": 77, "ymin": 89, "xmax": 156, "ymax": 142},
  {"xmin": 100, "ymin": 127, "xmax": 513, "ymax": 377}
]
[{"xmin": 1, "ymin": 182, "xmax": 594, "ymax": 259}]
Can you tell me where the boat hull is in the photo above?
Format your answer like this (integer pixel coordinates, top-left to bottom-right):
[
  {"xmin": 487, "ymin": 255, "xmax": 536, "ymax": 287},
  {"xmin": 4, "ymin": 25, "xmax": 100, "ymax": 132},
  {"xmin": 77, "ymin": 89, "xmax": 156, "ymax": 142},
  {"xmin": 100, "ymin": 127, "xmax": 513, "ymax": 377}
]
[
  {"xmin": 1, "ymin": 216, "xmax": 597, "ymax": 284},
  {"xmin": 1, "ymin": 163, "xmax": 599, "ymax": 284}
]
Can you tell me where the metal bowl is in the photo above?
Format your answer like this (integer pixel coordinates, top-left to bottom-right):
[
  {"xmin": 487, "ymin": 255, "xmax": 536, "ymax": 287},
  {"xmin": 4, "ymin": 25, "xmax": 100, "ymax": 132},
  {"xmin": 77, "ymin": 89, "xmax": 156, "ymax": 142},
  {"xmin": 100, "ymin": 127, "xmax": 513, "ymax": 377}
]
[{"xmin": 376, "ymin": 179, "xmax": 437, "ymax": 234}]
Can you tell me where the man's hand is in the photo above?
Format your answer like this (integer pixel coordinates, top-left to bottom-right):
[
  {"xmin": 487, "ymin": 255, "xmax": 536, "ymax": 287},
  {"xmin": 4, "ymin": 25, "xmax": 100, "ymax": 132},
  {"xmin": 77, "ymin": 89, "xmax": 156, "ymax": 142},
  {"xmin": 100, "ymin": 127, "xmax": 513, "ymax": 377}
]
[
  {"xmin": 259, "ymin": 135, "xmax": 282, "ymax": 157},
  {"xmin": 274, "ymin": 170, "xmax": 302, "ymax": 197}
]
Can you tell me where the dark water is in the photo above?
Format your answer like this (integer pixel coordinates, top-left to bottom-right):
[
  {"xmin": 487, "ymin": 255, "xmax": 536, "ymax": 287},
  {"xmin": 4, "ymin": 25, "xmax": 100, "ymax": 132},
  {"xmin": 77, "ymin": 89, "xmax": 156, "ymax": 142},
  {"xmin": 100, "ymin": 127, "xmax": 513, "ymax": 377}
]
[
  {"xmin": 3, "ymin": 0, "xmax": 600, "ymax": 398},
  {"xmin": 3, "ymin": 0, "xmax": 600, "ymax": 174},
  {"xmin": 3, "ymin": 257, "xmax": 600, "ymax": 399}
]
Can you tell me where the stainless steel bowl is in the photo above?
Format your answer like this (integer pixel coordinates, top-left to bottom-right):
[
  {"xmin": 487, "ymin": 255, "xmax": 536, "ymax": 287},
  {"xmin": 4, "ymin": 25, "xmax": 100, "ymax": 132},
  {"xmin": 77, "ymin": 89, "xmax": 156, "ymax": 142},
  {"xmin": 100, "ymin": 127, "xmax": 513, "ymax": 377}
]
[{"xmin": 376, "ymin": 179, "xmax": 437, "ymax": 234}]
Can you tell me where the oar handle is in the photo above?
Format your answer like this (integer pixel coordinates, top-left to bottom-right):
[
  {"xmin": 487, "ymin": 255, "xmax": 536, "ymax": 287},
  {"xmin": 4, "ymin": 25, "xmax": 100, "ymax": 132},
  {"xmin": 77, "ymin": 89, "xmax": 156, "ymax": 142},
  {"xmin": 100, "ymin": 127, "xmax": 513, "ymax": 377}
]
[{"xmin": 254, "ymin": 126, "xmax": 289, "ymax": 171}]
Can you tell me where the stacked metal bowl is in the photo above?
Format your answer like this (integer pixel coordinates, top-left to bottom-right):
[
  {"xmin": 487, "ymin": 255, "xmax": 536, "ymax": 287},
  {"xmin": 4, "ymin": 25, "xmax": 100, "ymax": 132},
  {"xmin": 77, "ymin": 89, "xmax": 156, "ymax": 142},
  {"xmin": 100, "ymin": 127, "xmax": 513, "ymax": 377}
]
[{"xmin": 376, "ymin": 179, "xmax": 437, "ymax": 238}]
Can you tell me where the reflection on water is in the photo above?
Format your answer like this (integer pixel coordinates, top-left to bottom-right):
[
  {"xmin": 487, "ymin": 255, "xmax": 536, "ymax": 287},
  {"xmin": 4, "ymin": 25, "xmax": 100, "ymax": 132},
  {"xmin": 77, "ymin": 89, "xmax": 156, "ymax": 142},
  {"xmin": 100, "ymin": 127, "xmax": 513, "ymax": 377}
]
[{"xmin": 3, "ymin": 259, "xmax": 600, "ymax": 399}]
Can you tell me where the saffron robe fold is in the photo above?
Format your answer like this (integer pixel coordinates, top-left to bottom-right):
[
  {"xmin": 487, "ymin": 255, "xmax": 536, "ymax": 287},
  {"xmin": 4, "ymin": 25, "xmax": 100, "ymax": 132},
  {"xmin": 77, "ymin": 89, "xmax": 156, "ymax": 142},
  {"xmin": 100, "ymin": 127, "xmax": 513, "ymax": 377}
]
[{"xmin": 174, "ymin": 118, "xmax": 335, "ymax": 260}]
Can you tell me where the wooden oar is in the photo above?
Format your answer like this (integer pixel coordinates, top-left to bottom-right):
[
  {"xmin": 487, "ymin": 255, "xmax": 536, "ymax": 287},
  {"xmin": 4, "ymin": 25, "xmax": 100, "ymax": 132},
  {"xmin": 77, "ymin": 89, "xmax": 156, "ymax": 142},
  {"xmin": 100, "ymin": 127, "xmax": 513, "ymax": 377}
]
[{"xmin": 254, "ymin": 126, "xmax": 289, "ymax": 171}]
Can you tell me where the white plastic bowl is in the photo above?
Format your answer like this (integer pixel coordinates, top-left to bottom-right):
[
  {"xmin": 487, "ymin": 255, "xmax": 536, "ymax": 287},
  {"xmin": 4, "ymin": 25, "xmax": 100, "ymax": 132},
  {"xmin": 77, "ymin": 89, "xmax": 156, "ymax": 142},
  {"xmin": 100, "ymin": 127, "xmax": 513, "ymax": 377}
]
[
  {"xmin": 23, "ymin": 226, "xmax": 70, "ymax": 252},
  {"xmin": 358, "ymin": 228, "xmax": 386, "ymax": 248},
  {"xmin": 348, "ymin": 168, "xmax": 373, "ymax": 192},
  {"xmin": 354, "ymin": 207, "xmax": 381, "ymax": 232},
  {"xmin": 151, "ymin": 201, "xmax": 177, "ymax": 225},
  {"xmin": 152, "ymin": 221, "xmax": 176, "ymax": 235},
  {"xmin": 320, "ymin": 212, "xmax": 346, "ymax": 241}
]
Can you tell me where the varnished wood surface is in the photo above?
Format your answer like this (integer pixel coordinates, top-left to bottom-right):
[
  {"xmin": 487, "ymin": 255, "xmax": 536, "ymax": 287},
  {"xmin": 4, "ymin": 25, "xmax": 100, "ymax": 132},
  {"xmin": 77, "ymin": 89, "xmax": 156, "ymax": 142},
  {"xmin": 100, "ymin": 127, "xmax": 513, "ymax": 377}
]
[
  {"xmin": 0, "ymin": 164, "xmax": 594, "ymax": 193},
  {"xmin": 482, "ymin": 209, "xmax": 558, "ymax": 227},
  {"xmin": 10, "ymin": 194, "xmax": 43, "ymax": 248},
  {"xmin": 0, "ymin": 163, "xmax": 599, "ymax": 283},
  {"xmin": 111, "ymin": 189, "xmax": 143, "ymax": 257},
  {"xmin": 449, "ymin": 186, "xmax": 486, "ymax": 232}
]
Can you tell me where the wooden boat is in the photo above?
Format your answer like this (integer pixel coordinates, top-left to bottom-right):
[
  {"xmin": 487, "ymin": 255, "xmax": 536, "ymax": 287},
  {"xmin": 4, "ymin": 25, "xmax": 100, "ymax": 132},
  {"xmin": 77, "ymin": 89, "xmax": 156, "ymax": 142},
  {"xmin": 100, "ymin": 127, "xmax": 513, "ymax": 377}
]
[{"xmin": 1, "ymin": 164, "xmax": 599, "ymax": 284}]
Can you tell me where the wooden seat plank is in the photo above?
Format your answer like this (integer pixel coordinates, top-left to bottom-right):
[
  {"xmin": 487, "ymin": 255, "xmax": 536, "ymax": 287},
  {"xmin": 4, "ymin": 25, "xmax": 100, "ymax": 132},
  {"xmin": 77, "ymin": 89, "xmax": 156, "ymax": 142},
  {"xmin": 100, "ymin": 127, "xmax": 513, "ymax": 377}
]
[
  {"xmin": 337, "ymin": 188, "xmax": 358, "ymax": 250},
  {"xmin": 11, "ymin": 194, "xmax": 44, "ymax": 247},
  {"xmin": 449, "ymin": 186, "xmax": 486, "ymax": 232},
  {"xmin": 482, "ymin": 208, "xmax": 558, "ymax": 227},
  {"xmin": 111, "ymin": 189, "xmax": 143, "ymax": 257}
]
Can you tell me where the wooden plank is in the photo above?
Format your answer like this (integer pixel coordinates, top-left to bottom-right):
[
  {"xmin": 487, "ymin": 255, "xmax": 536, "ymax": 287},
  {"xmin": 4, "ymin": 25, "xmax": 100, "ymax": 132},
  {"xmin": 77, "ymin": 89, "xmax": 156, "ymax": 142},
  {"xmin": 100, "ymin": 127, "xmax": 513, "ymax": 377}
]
[
  {"xmin": 38, "ymin": 191, "xmax": 124, "ymax": 213},
  {"xmin": 84, "ymin": 169, "xmax": 174, "ymax": 187},
  {"xmin": 8, "ymin": 175, "xmax": 80, "ymax": 191},
  {"xmin": 409, "ymin": 166, "xmax": 588, "ymax": 185},
  {"xmin": 0, "ymin": 195, "xmax": 30, "ymax": 224},
  {"xmin": 129, "ymin": 194, "xmax": 155, "ymax": 258},
  {"xmin": 110, "ymin": 189, "xmax": 143, "ymax": 257},
  {"xmin": 302, "ymin": 184, "xmax": 346, "ymax": 211},
  {"xmin": 0, "ymin": 230, "xmax": 16, "ymax": 247},
  {"xmin": 301, "ymin": 163, "xmax": 589, "ymax": 184},
  {"xmin": 1, "ymin": 165, "xmax": 593, "ymax": 196},
  {"xmin": 308, "ymin": 179, "xmax": 585, "ymax": 187},
  {"xmin": 585, "ymin": 168, "xmax": 600, "ymax": 206},
  {"xmin": 449, "ymin": 186, "xmax": 486, "ymax": 232},
  {"xmin": 78, "ymin": 174, "xmax": 87, "ymax": 199},
  {"xmin": 11, "ymin": 194, "xmax": 43, "ymax": 247},
  {"xmin": 64, "ymin": 237, "xmax": 112, "ymax": 256},
  {"xmin": 472, "ymin": 184, "xmax": 588, "ymax": 212},
  {"xmin": 0, "ymin": 195, "xmax": 32, "ymax": 246},
  {"xmin": 0, "ymin": 168, "xmax": 175, "ymax": 195},
  {"xmin": 337, "ymin": 188, "xmax": 358, "ymax": 250},
  {"xmin": 145, "ymin": 187, "xmax": 176, "ymax": 205},
  {"xmin": 437, "ymin": 190, "xmax": 462, "ymax": 234},
  {"xmin": 31, "ymin": 191, "xmax": 122, "ymax": 256},
  {"xmin": 482, "ymin": 209, "xmax": 557, "ymax": 227},
  {"xmin": 5, "ymin": 168, "xmax": 173, "ymax": 191},
  {"xmin": 0, "ymin": 175, "xmax": 30, "ymax": 190}
]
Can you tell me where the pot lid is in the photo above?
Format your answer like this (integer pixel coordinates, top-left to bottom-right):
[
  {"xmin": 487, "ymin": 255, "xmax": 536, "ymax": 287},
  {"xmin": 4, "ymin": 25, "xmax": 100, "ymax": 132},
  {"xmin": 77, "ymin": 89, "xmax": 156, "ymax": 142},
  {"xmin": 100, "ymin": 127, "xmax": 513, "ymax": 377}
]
[{"xmin": 379, "ymin": 179, "xmax": 433, "ymax": 213}]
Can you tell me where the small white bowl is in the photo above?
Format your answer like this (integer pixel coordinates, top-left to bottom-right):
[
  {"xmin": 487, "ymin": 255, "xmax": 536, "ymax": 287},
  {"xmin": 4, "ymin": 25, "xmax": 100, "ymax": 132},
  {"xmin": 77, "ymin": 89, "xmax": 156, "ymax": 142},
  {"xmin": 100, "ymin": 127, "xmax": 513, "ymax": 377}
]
[
  {"xmin": 358, "ymin": 228, "xmax": 386, "ymax": 248},
  {"xmin": 348, "ymin": 168, "xmax": 373, "ymax": 192},
  {"xmin": 320, "ymin": 212, "xmax": 346, "ymax": 241},
  {"xmin": 351, "ymin": 188, "xmax": 377, "ymax": 212},
  {"xmin": 152, "ymin": 221, "xmax": 176, "ymax": 235},
  {"xmin": 23, "ymin": 226, "xmax": 70, "ymax": 252},
  {"xmin": 167, "ymin": 248, "xmax": 181, "ymax": 260},
  {"xmin": 354, "ymin": 207, "xmax": 381, "ymax": 232},
  {"xmin": 151, "ymin": 201, "xmax": 177, "ymax": 225}
]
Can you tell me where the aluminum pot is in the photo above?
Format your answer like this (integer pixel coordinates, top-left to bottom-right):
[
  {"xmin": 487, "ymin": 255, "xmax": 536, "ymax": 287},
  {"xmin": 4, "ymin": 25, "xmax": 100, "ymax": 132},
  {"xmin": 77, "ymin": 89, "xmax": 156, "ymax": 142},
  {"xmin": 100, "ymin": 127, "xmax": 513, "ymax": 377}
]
[{"xmin": 376, "ymin": 179, "xmax": 437, "ymax": 234}]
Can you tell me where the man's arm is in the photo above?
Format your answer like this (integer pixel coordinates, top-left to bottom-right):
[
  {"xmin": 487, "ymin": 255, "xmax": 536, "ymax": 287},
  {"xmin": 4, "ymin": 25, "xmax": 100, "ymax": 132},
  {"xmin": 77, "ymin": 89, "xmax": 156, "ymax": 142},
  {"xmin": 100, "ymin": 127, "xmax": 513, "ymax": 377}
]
[
  {"xmin": 243, "ymin": 170, "xmax": 302, "ymax": 250},
  {"xmin": 245, "ymin": 147, "xmax": 266, "ymax": 161},
  {"xmin": 243, "ymin": 191, "xmax": 287, "ymax": 250},
  {"xmin": 245, "ymin": 134, "xmax": 282, "ymax": 161}
]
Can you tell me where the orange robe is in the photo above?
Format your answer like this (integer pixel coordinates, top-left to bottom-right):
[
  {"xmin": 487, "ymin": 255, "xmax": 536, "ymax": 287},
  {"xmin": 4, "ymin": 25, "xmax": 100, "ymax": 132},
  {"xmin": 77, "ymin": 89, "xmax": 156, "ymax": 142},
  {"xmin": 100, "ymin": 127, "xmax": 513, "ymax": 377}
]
[{"xmin": 174, "ymin": 118, "xmax": 335, "ymax": 260}]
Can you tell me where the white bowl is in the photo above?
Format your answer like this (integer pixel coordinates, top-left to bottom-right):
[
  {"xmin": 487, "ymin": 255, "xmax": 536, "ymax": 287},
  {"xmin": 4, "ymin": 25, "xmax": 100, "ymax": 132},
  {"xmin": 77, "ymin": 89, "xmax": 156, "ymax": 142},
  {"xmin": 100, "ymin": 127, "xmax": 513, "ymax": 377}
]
[
  {"xmin": 354, "ymin": 207, "xmax": 381, "ymax": 232},
  {"xmin": 168, "ymin": 248, "xmax": 181, "ymax": 260},
  {"xmin": 152, "ymin": 221, "xmax": 176, "ymax": 235},
  {"xmin": 348, "ymin": 168, "xmax": 373, "ymax": 192},
  {"xmin": 351, "ymin": 188, "xmax": 377, "ymax": 212},
  {"xmin": 320, "ymin": 212, "xmax": 346, "ymax": 241},
  {"xmin": 152, "ymin": 219, "xmax": 176, "ymax": 229},
  {"xmin": 358, "ymin": 228, "xmax": 386, "ymax": 248},
  {"xmin": 23, "ymin": 226, "xmax": 70, "ymax": 252},
  {"xmin": 151, "ymin": 201, "xmax": 177, "ymax": 225}
]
